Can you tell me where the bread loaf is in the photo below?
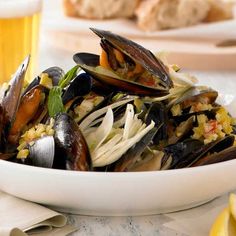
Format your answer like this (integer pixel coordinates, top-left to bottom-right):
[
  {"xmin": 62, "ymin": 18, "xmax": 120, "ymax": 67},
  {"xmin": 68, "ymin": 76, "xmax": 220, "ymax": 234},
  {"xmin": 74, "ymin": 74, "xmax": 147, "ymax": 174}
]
[
  {"xmin": 135, "ymin": 0, "xmax": 210, "ymax": 31},
  {"xmin": 204, "ymin": 0, "xmax": 234, "ymax": 22},
  {"xmin": 63, "ymin": 0, "xmax": 235, "ymax": 31},
  {"xmin": 63, "ymin": 0, "xmax": 139, "ymax": 19}
]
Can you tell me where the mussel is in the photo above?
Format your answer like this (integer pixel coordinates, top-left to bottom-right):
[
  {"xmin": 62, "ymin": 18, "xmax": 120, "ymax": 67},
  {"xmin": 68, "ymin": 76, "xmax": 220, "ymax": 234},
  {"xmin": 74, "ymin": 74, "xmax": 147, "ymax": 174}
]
[
  {"xmin": 144, "ymin": 102, "xmax": 168, "ymax": 145},
  {"xmin": 190, "ymin": 135, "xmax": 236, "ymax": 167},
  {"xmin": 162, "ymin": 139, "xmax": 203, "ymax": 169},
  {"xmin": 172, "ymin": 136, "xmax": 235, "ymax": 168},
  {"xmin": 23, "ymin": 66, "xmax": 64, "ymax": 96},
  {"xmin": 26, "ymin": 113, "xmax": 92, "ymax": 171},
  {"xmin": 54, "ymin": 113, "xmax": 92, "ymax": 171},
  {"xmin": 73, "ymin": 28, "xmax": 173, "ymax": 96},
  {"xmin": 169, "ymin": 86, "xmax": 218, "ymax": 118},
  {"xmin": 7, "ymin": 66, "xmax": 66, "ymax": 147},
  {"xmin": 2, "ymin": 29, "xmax": 236, "ymax": 173},
  {"xmin": 8, "ymin": 85, "xmax": 44, "ymax": 145},
  {"xmin": 62, "ymin": 72, "xmax": 92, "ymax": 105},
  {"xmin": 0, "ymin": 56, "xmax": 30, "ymax": 151}
]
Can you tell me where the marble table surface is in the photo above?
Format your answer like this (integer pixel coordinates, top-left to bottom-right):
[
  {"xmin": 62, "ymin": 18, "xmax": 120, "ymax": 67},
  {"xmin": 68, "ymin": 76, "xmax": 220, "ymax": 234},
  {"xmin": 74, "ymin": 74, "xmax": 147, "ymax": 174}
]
[{"xmin": 38, "ymin": 3, "xmax": 236, "ymax": 234}]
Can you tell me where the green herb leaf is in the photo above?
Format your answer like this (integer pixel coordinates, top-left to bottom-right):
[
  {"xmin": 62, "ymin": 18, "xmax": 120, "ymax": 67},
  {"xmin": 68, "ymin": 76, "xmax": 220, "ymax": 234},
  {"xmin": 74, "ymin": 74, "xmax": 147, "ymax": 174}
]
[
  {"xmin": 47, "ymin": 65, "xmax": 80, "ymax": 117},
  {"xmin": 48, "ymin": 86, "xmax": 65, "ymax": 117},
  {"xmin": 59, "ymin": 65, "xmax": 79, "ymax": 88}
]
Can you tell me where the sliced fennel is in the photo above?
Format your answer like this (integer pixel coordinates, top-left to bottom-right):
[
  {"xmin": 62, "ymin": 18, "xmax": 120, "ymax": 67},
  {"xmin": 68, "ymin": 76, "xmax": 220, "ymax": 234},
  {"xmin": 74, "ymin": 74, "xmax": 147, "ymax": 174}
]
[
  {"xmin": 85, "ymin": 108, "xmax": 113, "ymax": 152},
  {"xmin": 93, "ymin": 121, "xmax": 155, "ymax": 167},
  {"xmin": 79, "ymin": 97, "xmax": 135, "ymax": 131},
  {"xmin": 122, "ymin": 104, "xmax": 135, "ymax": 140},
  {"xmin": 83, "ymin": 103, "xmax": 155, "ymax": 167}
]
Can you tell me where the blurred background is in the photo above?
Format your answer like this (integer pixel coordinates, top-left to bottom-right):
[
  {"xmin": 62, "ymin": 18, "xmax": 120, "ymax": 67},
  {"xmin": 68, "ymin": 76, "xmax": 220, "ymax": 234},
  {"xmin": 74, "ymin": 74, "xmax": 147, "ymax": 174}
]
[{"xmin": 39, "ymin": 0, "xmax": 236, "ymax": 72}]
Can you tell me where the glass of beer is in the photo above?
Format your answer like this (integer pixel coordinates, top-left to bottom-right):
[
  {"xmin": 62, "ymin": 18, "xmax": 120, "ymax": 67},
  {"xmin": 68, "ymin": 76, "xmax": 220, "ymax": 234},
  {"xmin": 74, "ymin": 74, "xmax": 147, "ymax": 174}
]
[{"xmin": 0, "ymin": 0, "xmax": 42, "ymax": 84}]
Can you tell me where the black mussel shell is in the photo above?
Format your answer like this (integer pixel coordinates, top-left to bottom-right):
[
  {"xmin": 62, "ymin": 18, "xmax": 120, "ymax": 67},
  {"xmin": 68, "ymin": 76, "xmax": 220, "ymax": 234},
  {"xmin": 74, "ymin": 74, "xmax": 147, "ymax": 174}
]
[
  {"xmin": 62, "ymin": 73, "xmax": 92, "ymax": 104},
  {"xmin": 73, "ymin": 53, "xmax": 169, "ymax": 96},
  {"xmin": 145, "ymin": 102, "xmax": 168, "ymax": 144},
  {"xmin": 23, "ymin": 66, "xmax": 64, "ymax": 96},
  {"xmin": 169, "ymin": 86, "xmax": 218, "ymax": 112},
  {"xmin": 163, "ymin": 139, "xmax": 203, "ymax": 169},
  {"xmin": 190, "ymin": 135, "xmax": 235, "ymax": 167},
  {"xmin": 22, "ymin": 76, "xmax": 41, "ymax": 96},
  {"xmin": 168, "ymin": 116, "xmax": 194, "ymax": 146},
  {"xmin": 42, "ymin": 66, "xmax": 64, "ymax": 86},
  {"xmin": 0, "ymin": 56, "xmax": 30, "ymax": 151},
  {"xmin": 192, "ymin": 145, "xmax": 236, "ymax": 166},
  {"xmin": 54, "ymin": 113, "xmax": 92, "ymax": 171},
  {"xmin": 174, "ymin": 135, "xmax": 235, "ymax": 168},
  {"xmin": 90, "ymin": 28, "xmax": 172, "ymax": 90}
]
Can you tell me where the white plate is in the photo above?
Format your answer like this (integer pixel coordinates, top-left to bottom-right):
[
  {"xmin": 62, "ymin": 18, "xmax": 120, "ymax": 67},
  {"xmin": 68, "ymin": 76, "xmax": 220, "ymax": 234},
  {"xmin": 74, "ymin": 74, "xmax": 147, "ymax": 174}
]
[{"xmin": 1, "ymin": 91, "xmax": 236, "ymax": 216}]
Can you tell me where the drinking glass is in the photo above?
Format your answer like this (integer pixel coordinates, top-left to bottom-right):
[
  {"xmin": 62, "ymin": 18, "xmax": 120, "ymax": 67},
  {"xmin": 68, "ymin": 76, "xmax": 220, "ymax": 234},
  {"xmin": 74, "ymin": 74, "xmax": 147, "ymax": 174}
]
[{"xmin": 0, "ymin": 0, "xmax": 42, "ymax": 84}]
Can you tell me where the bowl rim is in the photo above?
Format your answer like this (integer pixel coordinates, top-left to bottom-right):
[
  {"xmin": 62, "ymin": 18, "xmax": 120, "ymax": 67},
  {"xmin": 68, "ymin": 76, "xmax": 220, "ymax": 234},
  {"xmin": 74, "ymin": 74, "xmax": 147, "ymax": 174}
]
[{"xmin": 1, "ymin": 158, "xmax": 235, "ymax": 177}]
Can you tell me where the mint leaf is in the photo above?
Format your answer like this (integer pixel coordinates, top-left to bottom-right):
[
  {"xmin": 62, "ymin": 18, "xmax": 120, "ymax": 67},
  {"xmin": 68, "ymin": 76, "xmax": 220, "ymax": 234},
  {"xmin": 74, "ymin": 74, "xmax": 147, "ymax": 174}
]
[
  {"xmin": 48, "ymin": 87, "xmax": 65, "ymax": 117},
  {"xmin": 47, "ymin": 65, "xmax": 80, "ymax": 117}
]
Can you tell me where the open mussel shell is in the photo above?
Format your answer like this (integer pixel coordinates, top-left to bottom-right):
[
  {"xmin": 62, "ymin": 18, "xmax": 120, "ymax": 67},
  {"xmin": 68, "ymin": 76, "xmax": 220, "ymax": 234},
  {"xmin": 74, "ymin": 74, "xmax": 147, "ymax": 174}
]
[
  {"xmin": 8, "ymin": 84, "xmax": 45, "ymax": 146},
  {"xmin": 62, "ymin": 72, "xmax": 92, "ymax": 104},
  {"xmin": 169, "ymin": 86, "xmax": 218, "ymax": 113},
  {"xmin": 16, "ymin": 67, "xmax": 65, "ymax": 133},
  {"xmin": 42, "ymin": 66, "xmax": 64, "ymax": 86},
  {"xmin": 29, "ymin": 136, "xmax": 55, "ymax": 168},
  {"xmin": 0, "ymin": 56, "xmax": 30, "ymax": 151},
  {"xmin": 73, "ymin": 53, "xmax": 169, "ymax": 96},
  {"xmin": 168, "ymin": 86, "xmax": 219, "ymax": 125},
  {"xmin": 162, "ymin": 139, "xmax": 203, "ymax": 169},
  {"xmin": 23, "ymin": 66, "xmax": 64, "ymax": 96},
  {"xmin": 54, "ymin": 113, "xmax": 92, "ymax": 171},
  {"xmin": 190, "ymin": 135, "xmax": 236, "ymax": 167},
  {"xmin": 27, "ymin": 113, "xmax": 92, "ymax": 170},
  {"xmin": 2, "ymin": 56, "xmax": 30, "ymax": 124},
  {"xmin": 173, "ymin": 135, "xmax": 235, "ymax": 168},
  {"xmin": 167, "ymin": 116, "xmax": 195, "ymax": 146},
  {"xmin": 90, "ymin": 28, "xmax": 172, "ymax": 89},
  {"xmin": 144, "ymin": 102, "xmax": 168, "ymax": 145},
  {"xmin": 192, "ymin": 145, "xmax": 236, "ymax": 166}
]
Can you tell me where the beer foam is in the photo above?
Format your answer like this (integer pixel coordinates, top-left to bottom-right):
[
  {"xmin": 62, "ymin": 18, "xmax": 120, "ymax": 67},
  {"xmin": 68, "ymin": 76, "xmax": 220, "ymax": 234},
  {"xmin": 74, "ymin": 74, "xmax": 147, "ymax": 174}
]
[{"xmin": 0, "ymin": 0, "xmax": 42, "ymax": 18}]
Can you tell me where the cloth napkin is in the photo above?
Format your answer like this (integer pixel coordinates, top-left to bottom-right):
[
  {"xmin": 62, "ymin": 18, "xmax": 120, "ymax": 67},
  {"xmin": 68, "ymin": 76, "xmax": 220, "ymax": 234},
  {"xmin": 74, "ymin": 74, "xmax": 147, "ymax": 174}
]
[
  {"xmin": 163, "ymin": 191, "xmax": 235, "ymax": 236},
  {"xmin": 0, "ymin": 191, "xmax": 77, "ymax": 236}
]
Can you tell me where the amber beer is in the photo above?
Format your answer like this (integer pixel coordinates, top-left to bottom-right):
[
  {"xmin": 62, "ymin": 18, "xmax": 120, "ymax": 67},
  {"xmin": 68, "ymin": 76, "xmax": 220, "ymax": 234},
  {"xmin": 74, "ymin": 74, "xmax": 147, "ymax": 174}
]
[{"xmin": 0, "ymin": 0, "xmax": 42, "ymax": 84}]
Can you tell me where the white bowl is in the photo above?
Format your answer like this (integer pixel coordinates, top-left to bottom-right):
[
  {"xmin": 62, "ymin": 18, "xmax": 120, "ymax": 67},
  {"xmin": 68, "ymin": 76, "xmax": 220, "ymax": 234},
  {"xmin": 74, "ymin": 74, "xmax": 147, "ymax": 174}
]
[
  {"xmin": 1, "ymin": 82, "xmax": 236, "ymax": 216},
  {"xmin": 1, "ymin": 158, "xmax": 236, "ymax": 216}
]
